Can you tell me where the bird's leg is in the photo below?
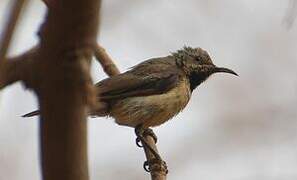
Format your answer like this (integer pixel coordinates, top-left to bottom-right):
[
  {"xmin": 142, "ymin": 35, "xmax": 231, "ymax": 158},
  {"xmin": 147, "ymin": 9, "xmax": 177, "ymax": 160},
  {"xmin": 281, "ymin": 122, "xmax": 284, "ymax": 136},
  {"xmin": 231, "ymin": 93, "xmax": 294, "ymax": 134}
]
[
  {"xmin": 135, "ymin": 125, "xmax": 160, "ymax": 158},
  {"xmin": 143, "ymin": 128, "xmax": 158, "ymax": 144},
  {"xmin": 135, "ymin": 127, "xmax": 158, "ymax": 147},
  {"xmin": 135, "ymin": 125, "xmax": 168, "ymax": 173}
]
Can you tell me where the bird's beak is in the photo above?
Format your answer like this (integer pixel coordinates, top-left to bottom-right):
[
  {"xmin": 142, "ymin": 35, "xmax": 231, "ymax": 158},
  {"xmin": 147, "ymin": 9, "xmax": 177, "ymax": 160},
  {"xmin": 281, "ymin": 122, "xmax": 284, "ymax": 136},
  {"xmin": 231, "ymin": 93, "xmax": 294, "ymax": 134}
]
[{"xmin": 213, "ymin": 67, "xmax": 238, "ymax": 76}]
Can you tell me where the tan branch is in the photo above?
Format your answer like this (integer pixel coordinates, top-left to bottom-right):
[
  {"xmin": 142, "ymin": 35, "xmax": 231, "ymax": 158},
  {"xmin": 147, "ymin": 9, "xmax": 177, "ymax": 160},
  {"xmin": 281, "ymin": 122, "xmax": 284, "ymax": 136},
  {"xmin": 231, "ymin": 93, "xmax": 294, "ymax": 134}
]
[
  {"xmin": 143, "ymin": 136, "xmax": 168, "ymax": 180},
  {"xmin": 0, "ymin": 46, "xmax": 38, "ymax": 89},
  {"xmin": 94, "ymin": 44, "xmax": 120, "ymax": 76}
]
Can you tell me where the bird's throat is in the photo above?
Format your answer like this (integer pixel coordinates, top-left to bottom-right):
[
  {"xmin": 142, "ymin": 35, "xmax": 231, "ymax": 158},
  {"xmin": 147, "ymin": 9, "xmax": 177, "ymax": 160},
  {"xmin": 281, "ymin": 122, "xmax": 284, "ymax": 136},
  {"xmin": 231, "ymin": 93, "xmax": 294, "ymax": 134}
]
[{"xmin": 189, "ymin": 73, "xmax": 207, "ymax": 91}]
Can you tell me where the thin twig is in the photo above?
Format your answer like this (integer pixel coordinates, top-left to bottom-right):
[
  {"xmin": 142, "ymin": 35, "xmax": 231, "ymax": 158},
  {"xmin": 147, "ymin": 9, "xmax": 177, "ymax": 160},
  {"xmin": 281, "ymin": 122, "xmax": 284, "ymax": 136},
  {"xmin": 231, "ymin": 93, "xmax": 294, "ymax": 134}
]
[
  {"xmin": 0, "ymin": 0, "xmax": 29, "ymax": 62},
  {"xmin": 0, "ymin": 46, "xmax": 38, "ymax": 89},
  {"xmin": 94, "ymin": 44, "xmax": 120, "ymax": 76}
]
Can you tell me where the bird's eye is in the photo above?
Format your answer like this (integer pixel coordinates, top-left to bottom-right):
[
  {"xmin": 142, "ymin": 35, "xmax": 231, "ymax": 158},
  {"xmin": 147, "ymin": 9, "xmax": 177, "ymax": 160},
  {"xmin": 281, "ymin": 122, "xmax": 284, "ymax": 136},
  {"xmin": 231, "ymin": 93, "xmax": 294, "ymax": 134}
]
[{"xmin": 195, "ymin": 57, "xmax": 202, "ymax": 62}]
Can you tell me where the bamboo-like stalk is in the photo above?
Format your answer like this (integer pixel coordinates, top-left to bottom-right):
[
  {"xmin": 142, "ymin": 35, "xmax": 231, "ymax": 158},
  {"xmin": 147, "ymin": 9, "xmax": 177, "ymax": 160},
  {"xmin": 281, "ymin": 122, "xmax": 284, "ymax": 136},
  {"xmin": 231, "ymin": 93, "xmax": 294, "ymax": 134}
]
[{"xmin": 36, "ymin": 0, "xmax": 101, "ymax": 179}]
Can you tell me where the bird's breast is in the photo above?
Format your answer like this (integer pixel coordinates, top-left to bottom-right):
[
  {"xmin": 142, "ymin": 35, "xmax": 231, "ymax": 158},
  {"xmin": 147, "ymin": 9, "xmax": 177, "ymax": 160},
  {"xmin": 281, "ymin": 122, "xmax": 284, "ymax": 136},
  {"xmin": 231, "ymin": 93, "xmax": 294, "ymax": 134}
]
[{"xmin": 110, "ymin": 77, "xmax": 191, "ymax": 128}]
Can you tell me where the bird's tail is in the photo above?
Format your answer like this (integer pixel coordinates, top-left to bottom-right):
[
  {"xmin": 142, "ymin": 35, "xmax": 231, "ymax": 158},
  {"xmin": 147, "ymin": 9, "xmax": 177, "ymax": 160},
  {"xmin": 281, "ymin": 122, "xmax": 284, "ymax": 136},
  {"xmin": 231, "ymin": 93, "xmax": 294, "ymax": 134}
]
[
  {"xmin": 22, "ymin": 102, "xmax": 108, "ymax": 118},
  {"xmin": 22, "ymin": 110, "xmax": 40, "ymax": 117}
]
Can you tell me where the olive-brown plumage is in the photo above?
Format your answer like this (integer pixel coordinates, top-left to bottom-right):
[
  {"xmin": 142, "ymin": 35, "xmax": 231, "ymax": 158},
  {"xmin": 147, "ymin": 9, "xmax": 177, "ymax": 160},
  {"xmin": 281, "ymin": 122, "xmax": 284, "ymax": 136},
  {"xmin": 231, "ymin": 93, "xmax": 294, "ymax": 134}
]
[
  {"xmin": 23, "ymin": 46, "xmax": 237, "ymax": 129},
  {"xmin": 92, "ymin": 46, "xmax": 237, "ymax": 128}
]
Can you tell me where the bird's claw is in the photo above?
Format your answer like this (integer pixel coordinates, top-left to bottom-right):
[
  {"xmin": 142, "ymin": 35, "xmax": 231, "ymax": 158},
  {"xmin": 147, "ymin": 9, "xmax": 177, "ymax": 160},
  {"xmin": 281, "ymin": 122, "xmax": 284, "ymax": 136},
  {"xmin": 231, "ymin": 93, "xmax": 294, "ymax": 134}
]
[
  {"xmin": 143, "ymin": 158, "xmax": 168, "ymax": 174},
  {"xmin": 135, "ymin": 125, "xmax": 144, "ymax": 147},
  {"xmin": 143, "ymin": 161, "xmax": 150, "ymax": 172},
  {"xmin": 136, "ymin": 137, "xmax": 143, "ymax": 147},
  {"xmin": 135, "ymin": 125, "xmax": 158, "ymax": 147},
  {"xmin": 135, "ymin": 124, "xmax": 168, "ymax": 173}
]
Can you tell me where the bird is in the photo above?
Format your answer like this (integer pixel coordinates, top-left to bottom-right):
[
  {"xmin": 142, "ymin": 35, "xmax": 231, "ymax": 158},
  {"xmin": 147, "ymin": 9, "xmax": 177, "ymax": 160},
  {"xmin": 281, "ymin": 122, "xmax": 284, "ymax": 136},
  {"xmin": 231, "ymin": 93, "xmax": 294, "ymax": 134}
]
[
  {"xmin": 92, "ymin": 46, "xmax": 237, "ymax": 128},
  {"xmin": 23, "ymin": 46, "xmax": 237, "ymax": 170}
]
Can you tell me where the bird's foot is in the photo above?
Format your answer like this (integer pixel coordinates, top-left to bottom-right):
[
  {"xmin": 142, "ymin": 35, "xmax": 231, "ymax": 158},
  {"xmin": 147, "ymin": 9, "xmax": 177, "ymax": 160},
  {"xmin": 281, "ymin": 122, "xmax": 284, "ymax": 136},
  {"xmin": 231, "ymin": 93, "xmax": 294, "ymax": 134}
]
[
  {"xmin": 135, "ymin": 125, "xmax": 162, "ymax": 160},
  {"xmin": 135, "ymin": 125, "xmax": 145, "ymax": 147},
  {"xmin": 143, "ymin": 128, "xmax": 158, "ymax": 144},
  {"xmin": 143, "ymin": 158, "xmax": 168, "ymax": 174},
  {"xmin": 135, "ymin": 126, "xmax": 158, "ymax": 147}
]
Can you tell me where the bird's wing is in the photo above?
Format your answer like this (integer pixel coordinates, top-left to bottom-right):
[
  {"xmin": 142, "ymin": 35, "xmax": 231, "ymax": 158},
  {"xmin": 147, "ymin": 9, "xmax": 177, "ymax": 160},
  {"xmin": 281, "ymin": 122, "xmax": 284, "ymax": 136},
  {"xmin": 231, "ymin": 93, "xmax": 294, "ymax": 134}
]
[{"xmin": 96, "ymin": 67, "xmax": 180, "ymax": 100}]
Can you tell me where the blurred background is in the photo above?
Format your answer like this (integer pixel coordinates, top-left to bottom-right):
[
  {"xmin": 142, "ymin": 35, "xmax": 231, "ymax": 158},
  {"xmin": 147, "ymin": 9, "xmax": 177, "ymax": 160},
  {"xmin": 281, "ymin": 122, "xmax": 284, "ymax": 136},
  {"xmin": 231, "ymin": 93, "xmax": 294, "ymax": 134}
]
[{"xmin": 1, "ymin": 0, "xmax": 297, "ymax": 179}]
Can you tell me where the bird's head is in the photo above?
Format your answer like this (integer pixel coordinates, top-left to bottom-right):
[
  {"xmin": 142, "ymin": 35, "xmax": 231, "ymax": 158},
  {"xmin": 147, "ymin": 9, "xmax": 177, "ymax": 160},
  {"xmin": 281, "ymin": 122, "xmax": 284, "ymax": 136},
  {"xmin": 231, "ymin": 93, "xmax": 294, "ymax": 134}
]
[{"xmin": 172, "ymin": 46, "xmax": 238, "ymax": 91}]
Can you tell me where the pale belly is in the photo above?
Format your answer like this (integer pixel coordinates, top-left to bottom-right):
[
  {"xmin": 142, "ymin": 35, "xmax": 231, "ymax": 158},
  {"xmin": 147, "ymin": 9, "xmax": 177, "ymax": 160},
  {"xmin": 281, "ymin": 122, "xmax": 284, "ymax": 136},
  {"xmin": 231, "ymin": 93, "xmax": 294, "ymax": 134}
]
[{"xmin": 110, "ymin": 78, "xmax": 191, "ymax": 128}]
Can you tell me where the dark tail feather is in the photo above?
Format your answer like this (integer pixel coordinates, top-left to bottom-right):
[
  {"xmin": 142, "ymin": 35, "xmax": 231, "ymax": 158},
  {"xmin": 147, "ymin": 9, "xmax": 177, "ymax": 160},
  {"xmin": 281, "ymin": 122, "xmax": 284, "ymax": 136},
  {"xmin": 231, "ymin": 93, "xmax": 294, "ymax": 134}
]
[
  {"xmin": 22, "ymin": 110, "xmax": 40, "ymax": 117},
  {"xmin": 22, "ymin": 102, "xmax": 108, "ymax": 118}
]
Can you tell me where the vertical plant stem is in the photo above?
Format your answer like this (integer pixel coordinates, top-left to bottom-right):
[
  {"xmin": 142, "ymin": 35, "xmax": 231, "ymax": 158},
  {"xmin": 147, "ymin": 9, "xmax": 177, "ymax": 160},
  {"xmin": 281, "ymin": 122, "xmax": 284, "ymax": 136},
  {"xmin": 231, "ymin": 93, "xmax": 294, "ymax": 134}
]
[{"xmin": 37, "ymin": 0, "xmax": 101, "ymax": 180}]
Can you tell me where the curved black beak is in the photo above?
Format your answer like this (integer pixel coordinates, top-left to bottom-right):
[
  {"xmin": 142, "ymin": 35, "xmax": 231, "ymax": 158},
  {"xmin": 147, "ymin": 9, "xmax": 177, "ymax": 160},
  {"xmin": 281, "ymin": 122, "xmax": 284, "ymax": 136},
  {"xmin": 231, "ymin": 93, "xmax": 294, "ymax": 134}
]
[{"xmin": 214, "ymin": 67, "xmax": 238, "ymax": 76}]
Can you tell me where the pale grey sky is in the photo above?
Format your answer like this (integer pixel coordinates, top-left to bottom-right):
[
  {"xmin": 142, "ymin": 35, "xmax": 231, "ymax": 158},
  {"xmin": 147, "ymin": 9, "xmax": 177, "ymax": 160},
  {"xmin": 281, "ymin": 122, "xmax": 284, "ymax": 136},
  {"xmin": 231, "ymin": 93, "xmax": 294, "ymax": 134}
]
[{"xmin": 1, "ymin": 0, "xmax": 297, "ymax": 180}]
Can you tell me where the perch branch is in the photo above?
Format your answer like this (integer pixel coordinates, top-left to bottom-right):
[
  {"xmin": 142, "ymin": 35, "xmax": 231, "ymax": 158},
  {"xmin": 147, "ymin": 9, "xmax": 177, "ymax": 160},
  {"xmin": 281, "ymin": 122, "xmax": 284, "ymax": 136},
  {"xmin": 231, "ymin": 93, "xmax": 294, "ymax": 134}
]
[{"xmin": 142, "ymin": 135, "xmax": 168, "ymax": 180}]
